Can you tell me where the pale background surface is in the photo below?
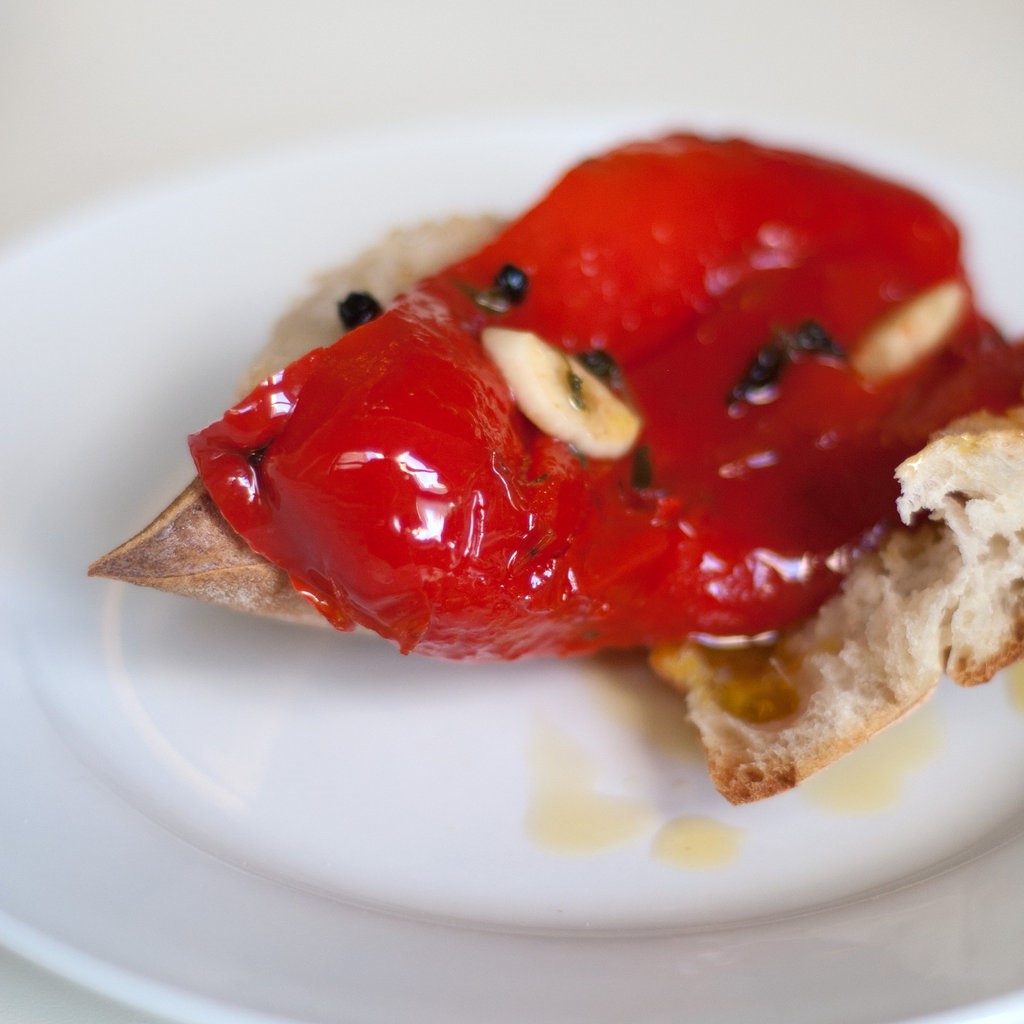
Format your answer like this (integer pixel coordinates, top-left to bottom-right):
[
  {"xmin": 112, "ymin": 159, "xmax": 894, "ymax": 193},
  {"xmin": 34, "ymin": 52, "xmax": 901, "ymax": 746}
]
[{"xmin": 2, "ymin": 1, "xmax": 1022, "ymax": 1021}]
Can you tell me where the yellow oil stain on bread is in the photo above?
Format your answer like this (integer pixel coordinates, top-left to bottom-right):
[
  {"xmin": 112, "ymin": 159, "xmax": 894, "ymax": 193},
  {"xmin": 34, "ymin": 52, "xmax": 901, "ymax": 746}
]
[
  {"xmin": 525, "ymin": 718, "xmax": 654, "ymax": 854},
  {"xmin": 800, "ymin": 704, "xmax": 944, "ymax": 814},
  {"xmin": 651, "ymin": 816, "xmax": 743, "ymax": 870}
]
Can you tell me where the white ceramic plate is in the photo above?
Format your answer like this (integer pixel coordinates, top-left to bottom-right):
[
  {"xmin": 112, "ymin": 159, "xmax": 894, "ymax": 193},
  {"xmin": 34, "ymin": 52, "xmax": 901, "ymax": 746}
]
[{"xmin": 4, "ymin": 114, "xmax": 1024, "ymax": 1024}]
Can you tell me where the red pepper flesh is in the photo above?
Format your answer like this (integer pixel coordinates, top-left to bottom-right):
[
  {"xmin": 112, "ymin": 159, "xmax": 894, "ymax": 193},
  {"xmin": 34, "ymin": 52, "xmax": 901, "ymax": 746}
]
[{"xmin": 190, "ymin": 134, "xmax": 1024, "ymax": 659}]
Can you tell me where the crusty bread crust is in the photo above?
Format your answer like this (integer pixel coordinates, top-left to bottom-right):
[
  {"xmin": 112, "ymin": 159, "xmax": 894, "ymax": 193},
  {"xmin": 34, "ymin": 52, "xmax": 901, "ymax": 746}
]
[{"xmin": 89, "ymin": 478, "xmax": 323, "ymax": 624}]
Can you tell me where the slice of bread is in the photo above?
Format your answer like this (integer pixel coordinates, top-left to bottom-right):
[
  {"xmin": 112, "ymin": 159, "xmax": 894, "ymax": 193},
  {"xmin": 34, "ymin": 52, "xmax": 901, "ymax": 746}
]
[
  {"xmin": 651, "ymin": 407, "xmax": 1024, "ymax": 803},
  {"xmin": 91, "ymin": 212, "xmax": 1024, "ymax": 805}
]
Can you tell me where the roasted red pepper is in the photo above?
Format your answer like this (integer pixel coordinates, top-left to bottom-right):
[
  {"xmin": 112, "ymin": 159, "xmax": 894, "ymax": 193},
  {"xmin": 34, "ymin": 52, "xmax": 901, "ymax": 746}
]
[{"xmin": 190, "ymin": 134, "xmax": 1024, "ymax": 659}]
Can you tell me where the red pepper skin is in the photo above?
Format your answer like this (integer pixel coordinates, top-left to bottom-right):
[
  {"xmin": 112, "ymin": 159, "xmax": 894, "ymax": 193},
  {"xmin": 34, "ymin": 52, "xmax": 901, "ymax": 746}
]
[{"xmin": 190, "ymin": 134, "xmax": 1024, "ymax": 659}]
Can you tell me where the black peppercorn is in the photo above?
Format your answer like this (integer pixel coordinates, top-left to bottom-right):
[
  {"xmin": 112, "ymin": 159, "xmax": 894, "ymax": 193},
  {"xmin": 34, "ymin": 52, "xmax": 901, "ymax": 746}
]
[
  {"xmin": 472, "ymin": 264, "xmax": 530, "ymax": 313},
  {"xmin": 337, "ymin": 291, "xmax": 383, "ymax": 330},
  {"xmin": 728, "ymin": 342, "xmax": 788, "ymax": 407},
  {"xmin": 493, "ymin": 263, "xmax": 529, "ymax": 305},
  {"xmin": 727, "ymin": 320, "xmax": 846, "ymax": 409}
]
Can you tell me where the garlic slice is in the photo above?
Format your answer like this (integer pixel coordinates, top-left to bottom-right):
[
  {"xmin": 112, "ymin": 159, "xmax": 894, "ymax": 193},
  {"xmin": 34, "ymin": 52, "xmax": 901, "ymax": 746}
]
[
  {"xmin": 481, "ymin": 327, "xmax": 642, "ymax": 459},
  {"xmin": 851, "ymin": 279, "xmax": 968, "ymax": 381}
]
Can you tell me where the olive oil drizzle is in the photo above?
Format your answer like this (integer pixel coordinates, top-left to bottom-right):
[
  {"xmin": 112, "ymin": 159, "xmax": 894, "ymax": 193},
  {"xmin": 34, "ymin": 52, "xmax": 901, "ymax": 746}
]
[{"xmin": 1006, "ymin": 660, "xmax": 1024, "ymax": 713}]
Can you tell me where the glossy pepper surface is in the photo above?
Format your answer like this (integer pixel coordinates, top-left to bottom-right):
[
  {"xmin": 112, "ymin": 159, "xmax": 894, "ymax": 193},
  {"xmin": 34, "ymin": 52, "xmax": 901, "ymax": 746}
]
[{"xmin": 190, "ymin": 134, "xmax": 1024, "ymax": 659}]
